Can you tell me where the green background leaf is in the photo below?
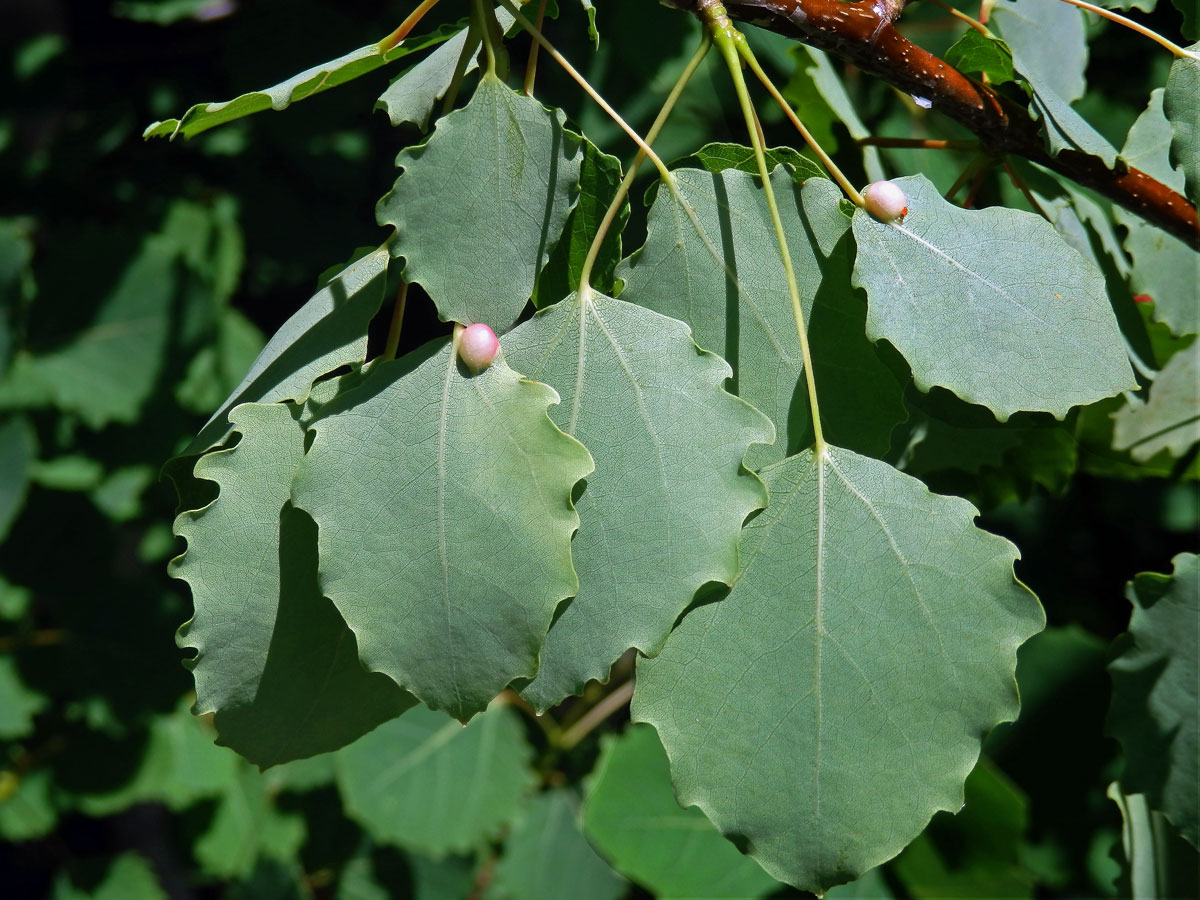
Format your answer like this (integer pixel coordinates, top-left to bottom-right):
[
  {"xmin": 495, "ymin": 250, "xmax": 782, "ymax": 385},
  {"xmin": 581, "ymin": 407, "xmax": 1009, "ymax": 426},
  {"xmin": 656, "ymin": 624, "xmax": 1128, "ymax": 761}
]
[
  {"xmin": 336, "ymin": 703, "xmax": 536, "ymax": 856},
  {"xmin": 583, "ymin": 724, "xmax": 780, "ymax": 899},
  {"xmin": 489, "ymin": 790, "xmax": 625, "ymax": 900},
  {"xmin": 1108, "ymin": 553, "xmax": 1199, "ymax": 847}
]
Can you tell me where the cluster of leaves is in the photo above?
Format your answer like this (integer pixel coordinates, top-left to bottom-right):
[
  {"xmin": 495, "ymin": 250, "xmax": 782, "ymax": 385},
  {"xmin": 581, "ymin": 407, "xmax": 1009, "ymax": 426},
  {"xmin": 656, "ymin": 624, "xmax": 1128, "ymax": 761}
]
[{"xmin": 0, "ymin": 0, "xmax": 1196, "ymax": 897}]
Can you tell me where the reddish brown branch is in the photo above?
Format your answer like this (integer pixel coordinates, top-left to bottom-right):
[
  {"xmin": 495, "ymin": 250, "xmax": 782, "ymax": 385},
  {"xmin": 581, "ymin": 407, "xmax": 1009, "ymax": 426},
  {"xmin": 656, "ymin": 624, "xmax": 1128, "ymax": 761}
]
[{"xmin": 663, "ymin": 0, "xmax": 1199, "ymax": 246}]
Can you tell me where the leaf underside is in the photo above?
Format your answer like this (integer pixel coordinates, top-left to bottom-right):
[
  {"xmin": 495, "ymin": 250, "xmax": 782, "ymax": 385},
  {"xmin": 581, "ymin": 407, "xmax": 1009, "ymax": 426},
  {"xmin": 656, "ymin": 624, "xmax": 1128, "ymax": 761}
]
[
  {"xmin": 291, "ymin": 340, "xmax": 593, "ymax": 721},
  {"xmin": 1164, "ymin": 47, "xmax": 1200, "ymax": 205},
  {"xmin": 502, "ymin": 292, "xmax": 772, "ymax": 711},
  {"xmin": 633, "ymin": 445, "xmax": 1045, "ymax": 894},
  {"xmin": 851, "ymin": 175, "xmax": 1135, "ymax": 420},
  {"xmin": 378, "ymin": 77, "xmax": 582, "ymax": 329},
  {"xmin": 619, "ymin": 168, "xmax": 905, "ymax": 464},
  {"xmin": 187, "ymin": 246, "xmax": 392, "ymax": 455},
  {"xmin": 172, "ymin": 402, "xmax": 414, "ymax": 768},
  {"xmin": 1112, "ymin": 341, "xmax": 1200, "ymax": 461}
]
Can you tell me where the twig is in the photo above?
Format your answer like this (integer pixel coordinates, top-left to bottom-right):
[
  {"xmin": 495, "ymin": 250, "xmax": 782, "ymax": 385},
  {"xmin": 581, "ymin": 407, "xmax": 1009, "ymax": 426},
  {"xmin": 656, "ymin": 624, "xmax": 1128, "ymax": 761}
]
[
  {"xmin": 661, "ymin": 0, "xmax": 1199, "ymax": 245},
  {"xmin": 557, "ymin": 679, "xmax": 634, "ymax": 750}
]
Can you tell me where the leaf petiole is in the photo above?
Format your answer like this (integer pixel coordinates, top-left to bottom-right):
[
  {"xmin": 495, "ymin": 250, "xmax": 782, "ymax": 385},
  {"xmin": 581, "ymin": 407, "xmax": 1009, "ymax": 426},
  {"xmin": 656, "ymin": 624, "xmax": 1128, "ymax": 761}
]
[
  {"xmin": 733, "ymin": 36, "xmax": 864, "ymax": 209},
  {"xmin": 473, "ymin": 0, "xmax": 500, "ymax": 79},
  {"xmin": 703, "ymin": 0, "xmax": 826, "ymax": 455},
  {"xmin": 1054, "ymin": 0, "xmax": 1200, "ymax": 59},
  {"xmin": 577, "ymin": 31, "xmax": 713, "ymax": 292},
  {"xmin": 376, "ymin": 0, "xmax": 447, "ymax": 53}
]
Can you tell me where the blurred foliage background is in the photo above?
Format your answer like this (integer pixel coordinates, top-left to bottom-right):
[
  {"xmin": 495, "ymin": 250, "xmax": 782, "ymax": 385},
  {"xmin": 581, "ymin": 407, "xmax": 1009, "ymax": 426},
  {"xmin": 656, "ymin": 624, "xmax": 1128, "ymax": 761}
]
[{"xmin": 0, "ymin": 0, "xmax": 1196, "ymax": 897}]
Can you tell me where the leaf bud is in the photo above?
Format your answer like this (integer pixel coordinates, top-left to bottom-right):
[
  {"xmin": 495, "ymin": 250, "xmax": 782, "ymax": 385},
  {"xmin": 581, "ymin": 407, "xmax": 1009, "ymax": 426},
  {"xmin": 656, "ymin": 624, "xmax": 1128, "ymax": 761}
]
[
  {"xmin": 863, "ymin": 180, "xmax": 909, "ymax": 223},
  {"xmin": 458, "ymin": 322, "xmax": 500, "ymax": 372}
]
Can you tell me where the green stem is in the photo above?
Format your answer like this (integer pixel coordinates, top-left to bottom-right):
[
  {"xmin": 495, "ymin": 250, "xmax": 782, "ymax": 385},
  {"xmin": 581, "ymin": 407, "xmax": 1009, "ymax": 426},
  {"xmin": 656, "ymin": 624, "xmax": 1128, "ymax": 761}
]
[
  {"xmin": 473, "ymin": 0, "xmax": 498, "ymax": 79},
  {"xmin": 705, "ymin": 2, "xmax": 826, "ymax": 454},
  {"xmin": 926, "ymin": 0, "xmax": 991, "ymax": 36},
  {"xmin": 380, "ymin": 280, "xmax": 409, "ymax": 362},
  {"xmin": 734, "ymin": 37, "xmax": 864, "ymax": 209},
  {"xmin": 577, "ymin": 31, "xmax": 713, "ymax": 292},
  {"xmin": 497, "ymin": 0, "xmax": 673, "ymax": 185},
  {"xmin": 523, "ymin": 0, "xmax": 549, "ymax": 96},
  {"xmin": 497, "ymin": 0, "xmax": 727, "ymax": 304},
  {"xmin": 1056, "ymin": 0, "xmax": 1200, "ymax": 58}
]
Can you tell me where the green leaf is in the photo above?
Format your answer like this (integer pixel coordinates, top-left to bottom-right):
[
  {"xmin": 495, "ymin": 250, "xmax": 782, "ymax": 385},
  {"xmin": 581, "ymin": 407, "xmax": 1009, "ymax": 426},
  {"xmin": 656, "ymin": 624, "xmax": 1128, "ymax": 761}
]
[
  {"xmin": 633, "ymin": 446, "xmax": 1044, "ymax": 894},
  {"xmin": 1114, "ymin": 90, "xmax": 1199, "ymax": 338},
  {"xmin": 73, "ymin": 701, "xmax": 237, "ymax": 816},
  {"xmin": 1107, "ymin": 784, "xmax": 1200, "ymax": 899},
  {"xmin": 579, "ymin": 0, "xmax": 599, "ymax": 47},
  {"xmin": 898, "ymin": 387, "xmax": 1077, "ymax": 507},
  {"xmin": 291, "ymin": 341, "xmax": 593, "ymax": 720},
  {"xmin": 1164, "ymin": 47, "xmax": 1199, "ymax": 204},
  {"xmin": 90, "ymin": 465, "xmax": 155, "ymax": 522},
  {"xmin": 945, "ymin": 31, "xmax": 1015, "ymax": 84},
  {"xmin": 226, "ymin": 859, "xmax": 312, "ymax": 900},
  {"xmin": 173, "ymin": 402, "xmax": 415, "ymax": 767},
  {"xmin": 489, "ymin": 790, "xmax": 625, "ymax": 900},
  {"xmin": 534, "ymin": 138, "xmax": 626, "ymax": 304},
  {"xmin": 13, "ymin": 235, "xmax": 177, "ymax": 429},
  {"xmin": 0, "ymin": 655, "xmax": 46, "ymax": 740},
  {"xmin": 0, "ymin": 414, "xmax": 36, "ymax": 541},
  {"xmin": 379, "ymin": 78, "xmax": 582, "ymax": 328},
  {"xmin": 376, "ymin": 14, "xmax": 514, "ymax": 131},
  {"xmin": 668, "ymin": 142, "xmax": 825, "ymax": 184},
  {"xmin": 795, "ymin": 47, "xmax": 885, "ymax": 182},
  {"xmin": 851, "ymin": 174, "xmax": 1135, "ymax": 420},
  {"xmin": 1175, "ymin": 0, "xmax": 1200, "ymax": 39},
  {"xmin": 502, "ymin": 292, "xmax": 771, "ymax": 710},
  {"xmin": 620, "ymin": 169, "xmax": 905, "ymax": 464},
  {"xmin": 825, "ymin": 868, "xmax": 896, "ymax": 898},
  {"xmin": 1108, "ymin": 553, "xmax": 1199, "ymax": 847},
  {"xmin": 52, "ymin": 852, "xmax": 167, "ymax": 900},
  {"xmin": 144, "ymin": 28, "xmax": 455, "ymax": 140},
  {"xmin": 177, "ymin": 308, "xmax": 266, "ymax": 416},
  {"xmin": 0, "ymin": 767, "xmax": 56, "ymax": 841},
  {"xmin": 992, "ymin": 0, "xmax": 1087, "ymax": 103},
  {"xmin": 1030, "ymin": 91, "xmax": 1120, "ymax": 170},
  {"xmin": 30, "ymin": 455, "xmax": 104, "ymax": 491},
  {"xmin": 335, "ymin": 703, "xmax": 536, "ymax": 856},
  {"xmin": 993, "ymin": 0, "xmax": 1118, "ymax": 168},
  {"xmin": 193, "ymin": 764, "xmax": 307, "ymax": 879},
  {"xmin": 583, "ymin": 724, "xmax": 780, "ymax": 899},
  {"xmin": 1113, "ymin": 341, "xmax": 1200, "ymax": 461},
  {"xmin": 186, "ymin": 246, "xmax": 391, "ymax": 455},
  {"xmin": 892, "ymin": 757, "xmax": 1035, "ymax": 899}
]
